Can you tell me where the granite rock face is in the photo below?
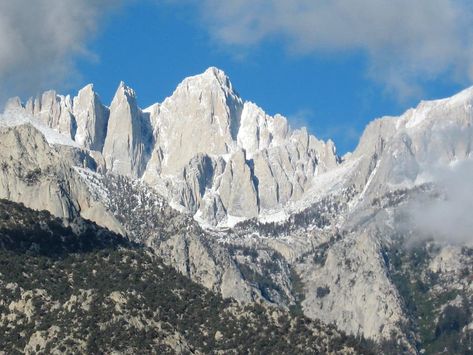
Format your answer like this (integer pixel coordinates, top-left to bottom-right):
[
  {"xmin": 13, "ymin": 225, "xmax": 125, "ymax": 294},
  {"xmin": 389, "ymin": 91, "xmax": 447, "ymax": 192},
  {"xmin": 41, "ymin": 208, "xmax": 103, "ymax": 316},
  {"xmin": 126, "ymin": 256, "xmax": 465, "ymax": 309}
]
[
  {"xmin": 0, "ymin": 123, "xmax": 123, "ymax": 235},
  {"xmin": 300, "ymin": 230, "xmax": 406, "ymax": 340},
  {"xmin": 145, "ymin": 67, "xmax": 243, "ymax": 176},
  {"xmin": 216, "ymin": 149, "xmax": 259, "ymax": 218},
  {"xmin": 237, "ymin": 102, "xmax": 289, "ymax": 157},
  {"xmin": 347, "ymin": 86, "xmax": 473, "ymax": 204},
  {"xmin": 102, "ymin": 82, "xmax": 153, "ymax": 178},
  {"xmin": 72, "ymin": 84, "xmax": 109, "ymax": 152},
  {"xmin": 28, "ymin": 90, "xmax": 76, "ymax": 139}
]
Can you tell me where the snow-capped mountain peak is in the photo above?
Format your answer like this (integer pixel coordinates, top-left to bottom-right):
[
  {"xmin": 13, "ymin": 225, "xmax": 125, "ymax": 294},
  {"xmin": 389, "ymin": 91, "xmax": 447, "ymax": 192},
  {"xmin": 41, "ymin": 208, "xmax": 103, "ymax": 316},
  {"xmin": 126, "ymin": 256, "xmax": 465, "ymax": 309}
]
[{"xmin": 5, "ymin": 68, "xmax": 472, "ymax": 228}]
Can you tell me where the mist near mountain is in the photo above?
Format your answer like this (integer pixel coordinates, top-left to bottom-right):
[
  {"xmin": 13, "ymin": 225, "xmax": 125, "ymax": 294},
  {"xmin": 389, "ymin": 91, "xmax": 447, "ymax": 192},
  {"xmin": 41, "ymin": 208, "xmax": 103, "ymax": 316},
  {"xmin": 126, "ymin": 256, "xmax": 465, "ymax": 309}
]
[{"xmin": 409, "ymin": 159, "xmax": 473, "ymax": 245}]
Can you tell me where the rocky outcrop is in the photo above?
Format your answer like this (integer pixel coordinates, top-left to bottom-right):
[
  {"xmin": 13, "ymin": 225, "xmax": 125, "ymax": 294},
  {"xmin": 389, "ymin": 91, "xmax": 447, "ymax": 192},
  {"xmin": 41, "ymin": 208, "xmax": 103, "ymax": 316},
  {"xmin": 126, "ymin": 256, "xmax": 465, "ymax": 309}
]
[
  {"xmin": 19, "ymin": 90, "xmax": 77, "ymax": 139},
  {"xmin": 237, "ymin": 102, "xmax": 289, "ymax": 157},
  {"xmin": 144, "ymin": 67, "xmax": 243, "ymax": 177},
  {"xmin": 102, "ymin": 82, "xmax": 153, "ymax": 178},
  {"xmin": 216, "ymin": 150, "xmax": 259, "ymax": 218},
  {"xmin": 72, "ymin": 84, "xmax": 109, "ymax": 151},
  {"xmin": 155, "ymin": 233, "xmax": 256, "ymax": 302},
  {"xmin": 4, "ymin": 86, "xmax": 109, "ymax": 153},
  {"xmin": 174, "ymin": 153, "xmax": 225, "ymax": 214},
  {"xmin": 300, "ymin": 230, "xmax": 406, "ymax": 341},
  {"xmin": 0, "ymin": 123, "xmax": 123, "ymax": 234}
]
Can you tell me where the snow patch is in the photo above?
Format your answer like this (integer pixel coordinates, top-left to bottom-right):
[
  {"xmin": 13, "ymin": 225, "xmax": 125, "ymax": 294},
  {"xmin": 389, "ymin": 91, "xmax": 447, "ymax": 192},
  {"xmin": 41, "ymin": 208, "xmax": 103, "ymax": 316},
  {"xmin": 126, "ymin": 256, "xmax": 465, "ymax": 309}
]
[
  {"xmin": 223, "ymin": 215, "xmax": 248, "ymax": 228},
  {"xmin": 258, "ymin": 210, "xmax": 289, "ymax": 224},
  {"xmin": 0, "ymin": 110, "xmax": 80, "ymax": 148}
]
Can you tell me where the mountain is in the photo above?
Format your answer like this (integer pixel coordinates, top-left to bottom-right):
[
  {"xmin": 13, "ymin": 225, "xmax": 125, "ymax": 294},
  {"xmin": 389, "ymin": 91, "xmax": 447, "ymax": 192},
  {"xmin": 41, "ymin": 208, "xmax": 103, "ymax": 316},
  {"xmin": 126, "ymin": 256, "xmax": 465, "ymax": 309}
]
[
  {"xmin": 1, "ymin": 67, "xmax": 473, "ymax": 354},
  {"xmin": 5, "ymin": 67, "xmax": 338, "ymax": 226},
  {"xmin": 0, "ymin": 199, "xmax": 371, "ymax": 354}
]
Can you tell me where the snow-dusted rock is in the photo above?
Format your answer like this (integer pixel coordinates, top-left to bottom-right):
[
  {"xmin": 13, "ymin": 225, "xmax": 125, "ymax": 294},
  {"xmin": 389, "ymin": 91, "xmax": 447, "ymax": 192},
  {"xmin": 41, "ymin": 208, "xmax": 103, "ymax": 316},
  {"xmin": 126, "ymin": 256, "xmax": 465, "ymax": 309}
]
[
  {"xmin": 237, "ymin": 102, "xmax": 289, "ymax": 157},
  {"xmin": 2, "ymin": 68, "xmax": 340, "ymax": 226},
  {"xmin": 30, "ymin": 91, "xmax": 76, "ymax": 138},
  {"xmin": 341, "ymin": 86, "xmax": 473, "ymax": 207}
]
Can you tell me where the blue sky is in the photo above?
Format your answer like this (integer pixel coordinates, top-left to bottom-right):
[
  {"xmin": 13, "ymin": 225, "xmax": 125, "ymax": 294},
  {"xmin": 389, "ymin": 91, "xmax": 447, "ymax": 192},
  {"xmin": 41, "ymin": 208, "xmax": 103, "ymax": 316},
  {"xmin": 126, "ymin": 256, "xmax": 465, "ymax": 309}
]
[{"xmin": 1, "ymin": 0, "xmax": 472, "ymax": 154}]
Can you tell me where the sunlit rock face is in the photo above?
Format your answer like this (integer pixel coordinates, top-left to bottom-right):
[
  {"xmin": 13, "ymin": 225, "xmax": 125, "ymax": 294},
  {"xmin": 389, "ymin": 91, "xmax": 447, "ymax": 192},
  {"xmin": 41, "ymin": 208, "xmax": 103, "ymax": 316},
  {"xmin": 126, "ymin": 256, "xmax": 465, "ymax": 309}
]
[
  {"xmin": 72, "ymin": 84, "xmax": 109, "ymax": 152},
  {"xmin": 102, "ymin": 82, "xmax": 153, "ymax": 178}
]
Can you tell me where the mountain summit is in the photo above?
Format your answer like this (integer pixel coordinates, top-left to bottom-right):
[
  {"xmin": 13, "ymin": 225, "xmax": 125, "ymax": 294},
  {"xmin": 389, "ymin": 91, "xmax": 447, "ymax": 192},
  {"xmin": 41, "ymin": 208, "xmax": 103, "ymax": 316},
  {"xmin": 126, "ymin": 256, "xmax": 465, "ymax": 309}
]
[{"xmin": 3, "ymin": 67, "xmax": 339, "ymax": 225}]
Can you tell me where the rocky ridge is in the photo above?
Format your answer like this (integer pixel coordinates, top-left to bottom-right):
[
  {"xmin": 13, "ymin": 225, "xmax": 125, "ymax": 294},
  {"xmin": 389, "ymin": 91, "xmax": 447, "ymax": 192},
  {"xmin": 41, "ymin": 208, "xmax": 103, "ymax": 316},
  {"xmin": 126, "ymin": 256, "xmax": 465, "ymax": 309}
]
[{"xmin": 5, "ymin": 67, "xmax": 339, "ymax": 226}]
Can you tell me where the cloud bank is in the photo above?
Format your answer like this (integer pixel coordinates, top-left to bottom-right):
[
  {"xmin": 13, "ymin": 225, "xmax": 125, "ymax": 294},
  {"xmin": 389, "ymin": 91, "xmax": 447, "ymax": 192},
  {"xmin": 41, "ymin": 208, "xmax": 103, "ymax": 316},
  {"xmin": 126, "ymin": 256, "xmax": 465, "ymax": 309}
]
[
  {"xmin": 410, "ymin": 160, "xmax": 473, "ymax": 245},
  {"xmin": 3, "ymin": 1, "xmax": 473, "ymax": 104},
  {"xmin": 0, "ymin": 0, "xmax": 120, "ymax": 102},
  {"xmin": 194, "ymin": 0, "xmax": 473, "ymax": 99}
]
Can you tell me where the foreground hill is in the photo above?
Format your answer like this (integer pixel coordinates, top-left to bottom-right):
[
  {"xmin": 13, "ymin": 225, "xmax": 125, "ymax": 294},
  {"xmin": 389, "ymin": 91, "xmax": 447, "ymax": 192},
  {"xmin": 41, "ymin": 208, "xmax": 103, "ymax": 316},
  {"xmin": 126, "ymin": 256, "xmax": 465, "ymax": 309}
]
[{"xmin": 0, "ymin": 199, "xmax": 370, "ymax": 354}]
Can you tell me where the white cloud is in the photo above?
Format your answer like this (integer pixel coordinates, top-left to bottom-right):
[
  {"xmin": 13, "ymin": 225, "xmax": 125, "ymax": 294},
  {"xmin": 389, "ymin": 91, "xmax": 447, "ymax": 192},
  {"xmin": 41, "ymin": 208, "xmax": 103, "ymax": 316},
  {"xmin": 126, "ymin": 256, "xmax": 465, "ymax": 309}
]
[
  {"xmin": 0, "ymin": 0, "xmax": 121, "ymax": 102},
  {"xmin": 193, "ymin": 0, "xmax": 473, "ymax": 99},
  {"xmin": 287, "ymin": 108, "xmax": 361, "ymax": 149},
  {"xmin": 409, "ymin": 160, "xmax": 473, "ymax": 245},
  {"xmin": 4, "ymin": 0, "xmax": 472, "ymax": 103},
  {"xmin": 287, "ymin": 108, "xmax": 314, "ymax": 130}
]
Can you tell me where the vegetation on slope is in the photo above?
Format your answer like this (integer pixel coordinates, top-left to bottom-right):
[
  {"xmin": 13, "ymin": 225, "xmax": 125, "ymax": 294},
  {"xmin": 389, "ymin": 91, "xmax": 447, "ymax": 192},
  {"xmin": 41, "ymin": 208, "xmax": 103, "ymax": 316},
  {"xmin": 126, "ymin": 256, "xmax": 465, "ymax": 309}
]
[
  {"xmin": 0, "ymin": 199, "xmax": 371, "ymax": 354},
  {"xmin": 384, "ymin": 241, "xmax": 473, "ymax": 354}
]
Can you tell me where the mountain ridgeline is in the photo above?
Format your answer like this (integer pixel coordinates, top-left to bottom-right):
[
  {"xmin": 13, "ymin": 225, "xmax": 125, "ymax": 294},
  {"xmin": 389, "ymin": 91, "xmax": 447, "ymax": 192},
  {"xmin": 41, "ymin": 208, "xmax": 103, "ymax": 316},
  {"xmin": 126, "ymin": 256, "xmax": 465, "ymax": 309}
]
[
  {"xmin": 4, "ymin": 67, "xmax": 339, "ymax": 226},
  {"xmin": 1, "ymin": 68, "xmax": 473, "ymax": 354}
]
